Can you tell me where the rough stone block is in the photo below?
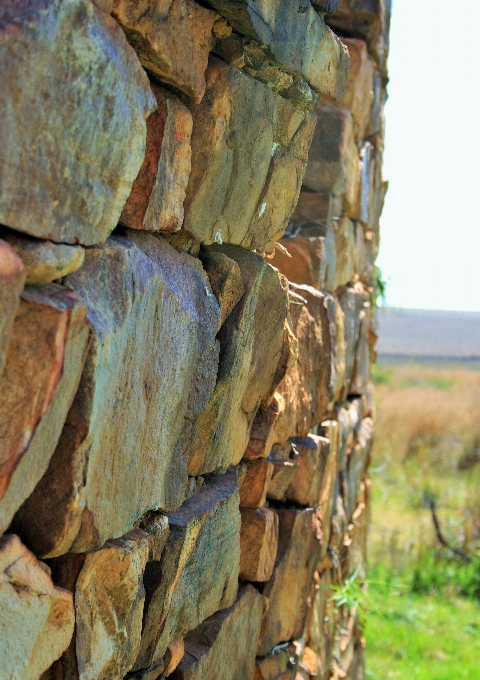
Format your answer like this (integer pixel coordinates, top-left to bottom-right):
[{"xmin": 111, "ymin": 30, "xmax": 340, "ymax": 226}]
[
  {"xmin": 269, "ymin": 237, "xmax": 326, "ymax": 291},
  {"xmin": 12, "ymin": 233, "xmax": 220, "ymax": 556},
  {"xmin": 337, "ymin": 284, "xmax": 367, "ymax": 390},
  {"xmin": 0, "ymin": 534, "xmax": 74, "ymax": 680},
  {"xmin": 324, "ymin": 293, "xmax": 347, "ymax": 403},
  {"xmin": 171, "ymin": 585, "xmax": 266, "ymax": 680},
  {"xmin": 202, "ymin": 0, "xmax": 349, "ymax": 100},
  {"xmin": 258, "ymin": 508, "xmax": 318, "ymax": 655},
  {"xmin": 273, "ymin": 285, "xmax": 332, "ymax": 441},
  {"xmin": 188, "ymin": 245, "xmax": 289, "ymax": 476},
  {"xmin": 286, "ymin": 435, "xmax": 330, "ymax": 508},
  {"xmin": 240, "ymin": 460, "xmax": 274, "ymax": 508},
  {"xmin": 306, "ymin": 569, "xmax": 335, "ymax": 680},
  {"xmin": 350, "ymin": 302, "xmax": 372, "ymax": 395},
  {"xmin": 302, "ymin": 104, "xmax": 358, "ymax": 214},
  {"xmin": 199, "ymin": 247, "xmax": 245, "ymax": 331},
  {"xmin": 135, "ymin": 470, "xmax": 240, "ymax": 670},
  {"xmin": 112, "ymin": 0, "xmax": 217, "ymax": 102},
  {"xmin": 240, "ymin": 508, "xmax": 279, "ymax": 582},
  {"xmin": 327, "ymin": 0, "xmax": 389, "ymax": 67},
  {"xmin": 254, "ymin": 650, "xmax": 290, "ymax": 680},
  {"xmin": 2, "ymin": 231, "xmax": 84, "ymax": 285},
  {"xmin": 345, "ymin": 418, "xmax": 373, "ymax": 521},
  {"xmin": 0, "ymin": 0, "xmax": 156, "ymax": 245},
  {"xmin": 291, "ymin": 191, "xmax": 343, "ymax": 229},
  {"xmin": 120, "ymin": 85, "xmax": 193, "ymax": 233},
  {"xmin": 0, "ymin": 239, "xmax": 26, "ymax": 374},
  {"xmin": 334, "ymin": 217, "xmax": 356, "ymax": 288},
  {"xmin": 266, "ymin": 459, "xmax": 300, "ymax": 502},
  {"xmin": 183, "ymin": 57, "xmax": 316, "ymax": 252},
  {"xmin": 0, "ymin": 284, "xmax": 90, "ymax": 537},
  {"xmin": 317, "ymin": 421, "xmax": 339, "ymax": 557},
  {"xmin": 340, "ymin": 39, "xmax": 376, "ymax": 142}
]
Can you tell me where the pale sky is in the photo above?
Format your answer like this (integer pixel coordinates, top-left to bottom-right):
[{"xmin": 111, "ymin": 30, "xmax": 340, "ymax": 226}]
[{"xmin": 378, "ymin": 0, "xmax": 480, "ymax": 311}]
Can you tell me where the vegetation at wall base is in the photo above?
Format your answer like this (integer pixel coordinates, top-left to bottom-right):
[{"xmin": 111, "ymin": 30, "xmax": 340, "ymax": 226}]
[{"xmin": 368, "ymin": 359, "xmax": 480, "ymax": 678}]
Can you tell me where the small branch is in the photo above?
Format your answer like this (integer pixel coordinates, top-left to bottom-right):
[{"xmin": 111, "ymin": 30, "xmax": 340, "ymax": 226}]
[{"xmin": 427, "ymin": 498, "xmax": 472, "ymax": 562}]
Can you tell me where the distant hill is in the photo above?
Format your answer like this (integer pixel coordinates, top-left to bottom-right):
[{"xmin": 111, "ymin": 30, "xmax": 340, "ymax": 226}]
[{"xmin": 376, "ymin": 308, "xmax": 480, "ymax": 360}]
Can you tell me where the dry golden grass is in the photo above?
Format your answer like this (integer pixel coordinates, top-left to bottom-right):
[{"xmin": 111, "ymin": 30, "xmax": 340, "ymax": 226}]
[{"xmin": 369, "ymin": 361, "xmax": 480, "ymax": 568}]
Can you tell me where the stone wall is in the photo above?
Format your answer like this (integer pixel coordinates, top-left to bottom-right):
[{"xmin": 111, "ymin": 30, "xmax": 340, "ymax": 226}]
[{"xmin": 0, "ymin": 1, "xmax": 390, "ymax": 678}]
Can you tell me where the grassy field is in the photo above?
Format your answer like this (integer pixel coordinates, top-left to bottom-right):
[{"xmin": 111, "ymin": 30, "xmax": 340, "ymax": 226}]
[{"xmin": 366, "ymin": 360, "xmax": 480, "ymax": 678}]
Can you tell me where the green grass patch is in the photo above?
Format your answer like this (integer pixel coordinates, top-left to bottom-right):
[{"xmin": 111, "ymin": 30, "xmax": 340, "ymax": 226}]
[{"xmin": 365, "ymin": 588, "xmax": 480, "ymax": 679}]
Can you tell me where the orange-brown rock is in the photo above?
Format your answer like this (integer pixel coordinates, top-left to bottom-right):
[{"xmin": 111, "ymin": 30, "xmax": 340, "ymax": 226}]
[
  {"xmin": 202, "ymin": 0, "xmax": 349, "ymax": 100},
  {"xmin": 258, "ymin": 508, "xmax": 318, "ymax": 655},
  {"xmin": 2, "ymin": 231, "xmax": 84, "ymax": 285},
  {"xmin": 273, "ymin": 285, "xmax": 332, "ymax": 442},
  {"xmin": 345, "ymin": 418, "xmax": 373, "ymax": 521},
  {"xmin": 135, "ymin": 470, "xmax": 240, "ymax": 670},
  {"xmin": 0, "ymin": 284, "xmax": 90, "ymax": 537},
  {"xmin": 68, "ymin": 530, "xmax": 151, "ymax": 680},
  {"xmin": 0, "ymin": 0, "xmax": 156, "ymax": 245},
  {"xmin": 254, "ymin": 651, "xmax": 291, "ymax": 680},
  {"xmin": 188, "ymin": 245, "xmax": 289, "ymax": 476},
  {"xmin": 239, "ymin": 460, "xmax": 274, "ymax": 508},
  {"xmin": 183, "ymin": 57, "xmax": 316, "ymax": 252},
  {"xmin": 285, "ymin": 435, "xmax": 330, "ymax": 508},
  {"xmin": 317, "ymin": 421, "xmax": 339, "ymax": 557},
  {"xmin": 306, "ymin": 569, "xmax": 335, "ymax": 680},
  {"xmin": 120, "ymin": 85, "xmax": 192, "ymax": 233},
  {"xmin": 302, "ymin": 104, "xmax": 358, "ymax": 214},
  {"xmin": 0, "ymin": 534, "xmax": 74, "ymax": 680},
  {"xmin": 340, "ymin": 39, "xmax": 376, "ymax": 142},
  {"xmin": 0, "ymin": 239, "xmax": 26, "ymax": 374},
  {"xmin": 266, "ymin": 459, "xmax": 300, "ymax": 502},
  {"xmin": 171, "ymin": 585, "xmax": 266, "ymax": 680},
  {"xmin": 12, "ymin": 233, "xmax": 220, "ymax": 556},
  {"xmin": 240, "ymin": 507, "xmax": 279, "ymax": 582},
  {"xmin": 333, "ymin": 217, "xmax": 356, "ymax": 288},
  {"xmin": 112, "ymin": 0, "xmax": 217, "ymax": 103},
  {"xmin": 244, "ymin": 395, "xmax": 286, "ymax": 461},
  {"xmin": 269, "ymin": 237, "xmax": 326, "ymax": 291},
  {"xmin": 199, "ymin": 247, "xmax": 245, "ymax": 331},
  {"xmin": 327, "ymin": 0, "xmax": 390, "ymax": 67}
]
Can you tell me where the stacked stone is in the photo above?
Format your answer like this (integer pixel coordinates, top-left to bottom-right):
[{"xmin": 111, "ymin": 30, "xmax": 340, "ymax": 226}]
[{"xmin": 0, "ymin": 1, "xmax": 389, "ymax": 679}]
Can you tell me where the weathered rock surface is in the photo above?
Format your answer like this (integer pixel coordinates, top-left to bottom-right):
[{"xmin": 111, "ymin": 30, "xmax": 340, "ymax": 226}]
[
  {"xmin": 334, "ymin": 217, "xmax": 356, "ymax": 288},
  {"xmin": 239, "ymin": 460, "xmax": 274, "ymax": 508},
  {"xmin": 2, "ymin": 231, "xmax": 84, "ymax": 285},
  {"xmin": 12, "ymin": 233, "xmax": 219, "ymax": 556},
  {"xmin": 345, "ymin": 418, "xmax": 373, "ymax": 521},
  {"xmin": 0, "ymin": 0, "xmax": 156, "ymax": 245},
  {"xmin": 266, "ymin": 459, "xmax": 300, "ymax": 502},
  {"xmin": 0, "ymin": 534, "xmax": 74, "ymax": 679},
  {"xmin": 258, "ymin": 508, "xmax": 318, "ymax": 655},
  {"xmin": 135, "ymin": 470, "xmax": 240, "ymax": 669},
  {"xmin": 240, "ymin": 507, "xmax": 279, "ymax": 582},
  {"xmin": 254, "ymin": 649, "xmax": 291, "ymax": 680},
  {"xmin": 273, "ymin": 285, "xmax": 332, "ymax": 441},
  {"xmin": 327, "ymin": 0, "xmax": 389, "ymax": 67},
  {"xmin": 112, "ymin": 0, "xmax": 217, "ymax": 102},
  {"xmin": 306, "ymin": 569, "xmax": 335, "ymax": 680},
  {"xmin": 0, "ymin": 239, "xmax": 25, "ymax": 374},
  {"xmin": 183, "ymin": 57, "xmax": 316, "ymax": 252},
  {"xmin": 340, "ymin": 39, "xmax": 376, "ymax": 142},
  {"xmin": 120, "ymin": 85, "xmax": 193, "ymax": 233},
  {"xmin": 0, "ymin": 284, "xmax": 90, "ymax": 536},
  {"xmin": 202, "ymin": 0, "xmax": 349, "ymax": 100},
  {"xmin": 324, "ymin": 293, "xmax": 347, "ymax": 403},
  {"xmin": 302, "ymin": 104, "xmax": 358, "ymax": 214},
  {"xmin": 75, "ymin": 530, "xmax": 150, "ymax": 680},
  {"xmin": 286, "ymin": 435, "xmax": 330, "ymax": 508},
  {"xmin": 338, "ymin": 284, "xmax": 367, "ymax": 392},
  {"xmin": 244, "ymin": 394, "xmax": 286, "ymax": 461},
  {"xmin": 269, "ymin": 237, "xmax": 326, "ymax": 291},
  {"xmin": 188, "ymin": 245, "xmax": 289, "ymax": 476},
  {"xmin": 317, "ymin": 421, "xmax": 339, "ymax": 557},
  {"xmin": 171, "ymin": 585, "xmax": 265, "ymax": 680},
  {"xmin": 199, "ymin": 247, "xmax": 245, "ymax": 331}
]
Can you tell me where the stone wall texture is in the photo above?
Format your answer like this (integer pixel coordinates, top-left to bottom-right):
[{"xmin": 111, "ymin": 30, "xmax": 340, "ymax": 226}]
[{"xmin": 0, "ymin": 1, "xmax": 390, "ymax": 678}]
